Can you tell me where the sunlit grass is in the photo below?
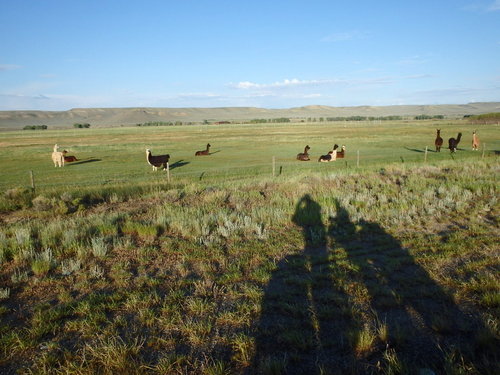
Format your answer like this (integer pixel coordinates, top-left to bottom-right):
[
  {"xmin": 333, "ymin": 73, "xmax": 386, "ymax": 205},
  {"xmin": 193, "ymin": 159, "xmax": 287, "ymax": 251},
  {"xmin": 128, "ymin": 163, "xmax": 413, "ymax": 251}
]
[{"xmin": 0, "ymin": 120, "xmax": 498, "ymax": 374}]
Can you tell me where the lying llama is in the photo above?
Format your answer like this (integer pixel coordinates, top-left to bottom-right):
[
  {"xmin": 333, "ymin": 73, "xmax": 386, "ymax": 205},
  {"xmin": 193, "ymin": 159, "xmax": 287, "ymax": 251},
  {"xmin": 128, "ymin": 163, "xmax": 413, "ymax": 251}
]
[
  {"xmin": 448, "ymin": 132, "xmax": 462, "ymax": 153},
  {"xmin": 318, "ymin": 151, "xmax": 334, "ymax": 162},
  {"xmin": 472, "ymin": 131, "xmax": 480, "ymax": 151},
  {"xmin": 435, "ymin": 129, "xmax": 443, "ymax": 152},
  {"xmin": 336, "ymin": 145, "xmax": 346, "ymax": 159},
  {"xmin": 51, "ymin": 144, "xmax": 65, "ymax": 167},
  {"xmin": 318, "ymin": 145, "xmax": 339, "ymax": 162},
  {"xmin": 146, "ymin": 149, "xmax": 170, "ymax": 171},
  {"xmin": 195, "ymin": 143, "xmax": 211, "ymax": 156},
  {"xmin": 296, "ymin": 145, "xmax": 311, "ymax": 161},
  {"xmin": 62, "ymin": 150, "xmax": 79, "ymax": 162}
]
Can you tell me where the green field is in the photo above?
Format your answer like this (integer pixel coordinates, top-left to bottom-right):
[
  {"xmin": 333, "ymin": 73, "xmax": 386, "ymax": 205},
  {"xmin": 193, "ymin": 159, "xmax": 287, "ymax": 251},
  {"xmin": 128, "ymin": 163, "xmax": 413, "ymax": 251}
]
[
  {"xmin": 0, "ymin": 120, "xmax": 499, "ymax": 374},
  {"xmin": 1, "ymin": 119, "xmax": 498, "ymax": 192}
]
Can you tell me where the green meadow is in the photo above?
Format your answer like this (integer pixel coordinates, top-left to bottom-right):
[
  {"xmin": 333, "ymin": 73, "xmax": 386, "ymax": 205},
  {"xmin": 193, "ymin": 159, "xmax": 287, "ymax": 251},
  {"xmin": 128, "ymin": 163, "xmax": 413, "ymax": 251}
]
[
  {"xmin": 0, "ymin": 119, "xmax": 499, "ymax": 374},
  {"xmin": 1, "ymin": 119, "xmax": 498, "ymax": 192}
]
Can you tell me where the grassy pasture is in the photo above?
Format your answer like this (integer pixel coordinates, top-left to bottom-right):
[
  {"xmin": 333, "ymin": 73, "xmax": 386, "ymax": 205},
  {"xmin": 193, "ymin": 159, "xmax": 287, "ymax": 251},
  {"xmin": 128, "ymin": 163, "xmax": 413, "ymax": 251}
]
[
  {"xmin": 1, "ymin": 119, "xmax": 498, "ymax": 193},
  {"xmin": 0, "ymin": 120, "xmax": 499, "ymax": 374}
]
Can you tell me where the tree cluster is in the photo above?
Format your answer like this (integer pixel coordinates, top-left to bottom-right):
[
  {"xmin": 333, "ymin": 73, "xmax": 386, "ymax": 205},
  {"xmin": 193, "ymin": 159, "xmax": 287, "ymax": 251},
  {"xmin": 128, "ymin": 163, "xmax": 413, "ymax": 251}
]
[{"xmin": 23, "ymin": 125, "xmax": 47, "ymax": 130}]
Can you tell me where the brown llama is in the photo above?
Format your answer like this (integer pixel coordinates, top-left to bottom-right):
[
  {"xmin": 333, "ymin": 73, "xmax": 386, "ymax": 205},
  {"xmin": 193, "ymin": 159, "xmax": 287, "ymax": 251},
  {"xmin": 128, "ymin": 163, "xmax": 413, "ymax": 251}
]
[
  {"xmin": 62, "ymin": 150, "xmax": 79, "ymax": 162},
  {"xmin": 448, "ymin": 132, "xmax": 462, "ymax": 153},
  {"xmin": 336, "ymin": 145, "xmax": 346, "ymax": 158},
  {"xmin": 472, "ymin": 131, "xmax": 480, "ymax": 151},
  {"xmin": 435, "ymin": 129, "xmax": 443, "ymax": 152},
  {"xmin": 296, "ymin": 145, "xmax": 311, "ymax": 161},
  {"xmin": 195, "ymin": 143, "xmax": 211, "ymax": 156}
]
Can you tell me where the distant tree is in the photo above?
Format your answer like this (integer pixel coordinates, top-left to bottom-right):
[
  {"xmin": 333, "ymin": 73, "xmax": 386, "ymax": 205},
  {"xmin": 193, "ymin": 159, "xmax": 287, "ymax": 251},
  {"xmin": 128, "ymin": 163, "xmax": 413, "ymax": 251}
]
[{"xmin": 23, "ymin": 125, "xmax": 47, "ymax": 130}]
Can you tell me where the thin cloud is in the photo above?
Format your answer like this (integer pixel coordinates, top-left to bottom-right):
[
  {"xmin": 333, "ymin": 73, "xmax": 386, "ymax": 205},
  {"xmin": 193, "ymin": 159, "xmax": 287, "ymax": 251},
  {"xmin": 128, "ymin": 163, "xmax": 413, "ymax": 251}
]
[
  {"xmin": 230, "ymin": 77, "xmax": 401, "ymax": 90},
  {"xmin": 462, "ymin": 1, "xmax": 500, "ymax": 12},
  {"xmin": 0, "ymin": 64, "xmax": 21, "ymax": 71},
  {"xmin": 489, "ymin": 0, "xmax": 500, "ymax": 11},
  {"xmin": 230, "ymin": 78, "xmax": 343, "ymax": 90},
  {"xmin": 321, "ymin": 30, "xmax": 368, "ymax": 42},
  {"xmin": 396, "ymin": 55, "xmax": 430, "ymax": 65}
]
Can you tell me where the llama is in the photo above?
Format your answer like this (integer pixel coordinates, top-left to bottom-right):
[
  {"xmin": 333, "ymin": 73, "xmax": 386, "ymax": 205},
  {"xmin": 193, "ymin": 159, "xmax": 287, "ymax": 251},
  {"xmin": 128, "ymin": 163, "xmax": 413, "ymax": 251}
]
[
  {"xmin": 318, "ymin": 151, "xmax": 334, "ymax": 162},
  {"xmin": 448, "ymin": 132, "xmax": 462, "ymax": 153},
  {"xmin": 62, "ymin": 150, "xmax": 79, "ymax": 162},
  {"xmin": 51, "ymin": 144, "xmax": 65, "ymax": 167},
  {"xmin": 336, "ymin": 145, "xmax": 346, "ymax": 159},
  {"xmin": 195, "ymin": 143, "xmax": 211, "ymax": 156},
  {"xmin": 146, "ymin": 149, "xmax": 170, "ymax": 171},
  {"xmin": 472, "ymin": 131, "xmax": 480, "ymax": 151},
  {"xmin": 318, "ymin": 145, "xmax": 339, "ymax": 162},
  {"xmin": 296, "ymin": 145, "xmax": 311, "ymax": 161},
  {"xmin": 435, "ymin": 129, "xmax": 443, "ymax": 152}
]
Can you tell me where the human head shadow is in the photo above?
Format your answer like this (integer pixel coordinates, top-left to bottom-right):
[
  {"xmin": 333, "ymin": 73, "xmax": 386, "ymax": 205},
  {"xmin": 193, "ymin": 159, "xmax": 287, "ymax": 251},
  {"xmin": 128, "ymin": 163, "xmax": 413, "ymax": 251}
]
[
  {"xmin": 252, "ymin": 195, "xmax": 359, "ymax": 374},
  {"xmin": 328, "ymin": 200, "xmax": 498, "ymax": 372}
]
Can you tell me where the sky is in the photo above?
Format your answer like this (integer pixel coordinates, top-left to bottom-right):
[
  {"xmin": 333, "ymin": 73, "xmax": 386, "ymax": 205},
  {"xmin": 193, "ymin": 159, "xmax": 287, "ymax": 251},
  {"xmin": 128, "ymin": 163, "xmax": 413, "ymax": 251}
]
[{"xmin": 0, "ymin": 0, "xmax": 499, "ymax": 110}]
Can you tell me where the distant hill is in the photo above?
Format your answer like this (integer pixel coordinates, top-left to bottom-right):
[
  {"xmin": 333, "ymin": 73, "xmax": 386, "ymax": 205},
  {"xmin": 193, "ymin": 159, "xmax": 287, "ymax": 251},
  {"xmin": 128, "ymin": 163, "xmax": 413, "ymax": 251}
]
[{"xmin": 1, "ymin": 102, "xmax": 499, "ymax": 129}]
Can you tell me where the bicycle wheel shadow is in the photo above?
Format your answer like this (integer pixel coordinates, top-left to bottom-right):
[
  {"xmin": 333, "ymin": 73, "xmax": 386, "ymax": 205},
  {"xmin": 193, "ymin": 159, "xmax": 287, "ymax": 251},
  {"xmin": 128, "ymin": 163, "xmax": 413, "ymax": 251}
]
[{"xmin": 251, "ymin": 196, "xmax": 498, "ymax": 374}]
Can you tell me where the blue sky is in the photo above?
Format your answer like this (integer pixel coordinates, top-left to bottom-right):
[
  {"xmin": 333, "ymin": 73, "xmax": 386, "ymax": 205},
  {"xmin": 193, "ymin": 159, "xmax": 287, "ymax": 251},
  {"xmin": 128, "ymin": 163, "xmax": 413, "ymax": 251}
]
[{"xmin": 1, "ymin": 0, "xmax": 499, "ymax": 110}]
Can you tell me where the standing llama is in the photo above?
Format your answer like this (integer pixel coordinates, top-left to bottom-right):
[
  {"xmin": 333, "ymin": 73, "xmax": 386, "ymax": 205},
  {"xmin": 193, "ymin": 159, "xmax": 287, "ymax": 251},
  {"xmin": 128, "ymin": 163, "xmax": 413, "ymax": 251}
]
[
  {"xmin": 195, "ymin": 143, "xmax": 211, "ymax": 156},
  {"xmin": 448, "ymin": 132, "xmax": 462, "ymax": 153},
  {"xmin": 472, "ymin": 131, "xmax": 480, "ymax": 151},
  {"xmin": 146, "ymin": 149, "xmax": 170, "ymax": 171},
  {"xmin": 296, "ymin": 145, "xmax": 311, "ymax": 161},
  {"xmin": 435, "ymin": 129, "xmax": 443, "ymax": 152},
  {"xmin": 51, "ymin": 144, "xmax": 65, "ymax": 167}
]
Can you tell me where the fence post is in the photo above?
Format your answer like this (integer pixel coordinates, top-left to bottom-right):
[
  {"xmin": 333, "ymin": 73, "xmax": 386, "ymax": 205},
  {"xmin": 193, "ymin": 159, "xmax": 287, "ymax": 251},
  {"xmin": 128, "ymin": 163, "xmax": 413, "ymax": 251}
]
[
  {"xmin": 356, "ymin": 150, "xmax": 360, "ymax": 168},
  {"xmin": 29, "ymin": 170, "xmax": 36, "ymax": 193},
  {"xmin": 482, "ymin": 143, "xmax": 486, "ymax": 159},
  {"xmin": 166, "ymin": 162, "xmax": 170, "ymax": 182},
  {"xmin": 424, "ymin": 146, "xmax": 428, "ymax": 163}
]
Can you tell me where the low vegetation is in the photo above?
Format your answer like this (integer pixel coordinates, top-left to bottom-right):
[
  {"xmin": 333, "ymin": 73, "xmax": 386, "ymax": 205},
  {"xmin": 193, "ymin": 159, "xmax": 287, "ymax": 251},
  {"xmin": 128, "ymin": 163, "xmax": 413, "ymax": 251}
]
[
  {"xmin": 0, "ymin": 119, "xmax": 498, "ymax": 374},
  {"xmin": 0, "ymin": 157, "xmax": 498, "ymax": 374},
  {"xmin": 467, "ymin": 112, "xmax": 500, "ymax": 124},
  {"xmin": 23, "ymin": 125, "xmax": 48, "ymax": 130}
]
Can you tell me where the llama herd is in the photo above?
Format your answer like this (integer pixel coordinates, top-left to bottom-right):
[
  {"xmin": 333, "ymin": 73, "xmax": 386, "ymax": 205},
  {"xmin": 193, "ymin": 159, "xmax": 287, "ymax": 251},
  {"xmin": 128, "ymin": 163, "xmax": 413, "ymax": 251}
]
[
  {"xmin": 435, "ymin": 130, "xmax": 479, "ymax": 153},
  {"xmin": 50, "ymin": 129, "xmax": 481, "ymax": 171}
]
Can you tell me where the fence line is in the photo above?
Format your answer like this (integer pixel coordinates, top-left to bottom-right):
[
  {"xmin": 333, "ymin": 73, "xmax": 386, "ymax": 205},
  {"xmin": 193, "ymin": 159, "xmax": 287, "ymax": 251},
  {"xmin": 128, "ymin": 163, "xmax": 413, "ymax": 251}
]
[{"xmin": 6, "ymin": 148, "xmax": 495, "ymax": 192}]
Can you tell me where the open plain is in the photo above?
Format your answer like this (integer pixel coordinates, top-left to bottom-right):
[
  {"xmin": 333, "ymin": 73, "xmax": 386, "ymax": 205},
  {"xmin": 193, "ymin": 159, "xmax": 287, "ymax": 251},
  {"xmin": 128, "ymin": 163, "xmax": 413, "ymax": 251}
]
[{"xmin": 0, "ymin": 118, "xmax": 499, "ymax": 374}]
